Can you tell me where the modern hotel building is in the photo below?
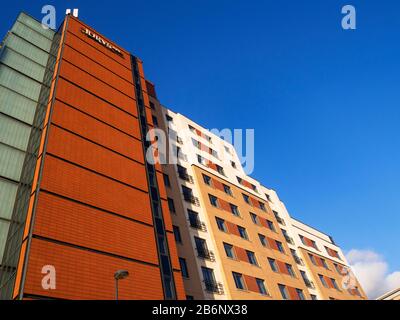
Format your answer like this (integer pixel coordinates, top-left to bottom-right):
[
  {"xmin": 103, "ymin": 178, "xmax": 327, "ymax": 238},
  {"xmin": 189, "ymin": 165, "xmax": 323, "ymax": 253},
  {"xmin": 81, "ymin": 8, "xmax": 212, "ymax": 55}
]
[{"xmin": 0, "ymin": 12, "xmax": 366, "ymax": 300}]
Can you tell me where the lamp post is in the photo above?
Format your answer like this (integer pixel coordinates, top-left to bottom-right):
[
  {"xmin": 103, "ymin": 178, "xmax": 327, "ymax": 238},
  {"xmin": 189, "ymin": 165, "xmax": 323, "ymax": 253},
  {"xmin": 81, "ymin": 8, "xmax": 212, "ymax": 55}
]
[{"xmin": 114, "ymin": 270, "xmax": 129, "ymax": 300}]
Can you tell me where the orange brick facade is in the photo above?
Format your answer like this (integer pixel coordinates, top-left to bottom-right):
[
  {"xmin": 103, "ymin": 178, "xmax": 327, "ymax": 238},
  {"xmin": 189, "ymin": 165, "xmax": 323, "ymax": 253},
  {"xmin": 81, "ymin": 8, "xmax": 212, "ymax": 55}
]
[{"xmin": 9, "ymin": 15, "xmax": 185, "ymax": 300}]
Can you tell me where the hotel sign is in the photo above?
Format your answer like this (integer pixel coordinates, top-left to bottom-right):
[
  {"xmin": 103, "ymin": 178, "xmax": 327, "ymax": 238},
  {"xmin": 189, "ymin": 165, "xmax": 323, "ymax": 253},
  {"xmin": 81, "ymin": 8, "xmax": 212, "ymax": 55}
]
[{"xmin": 81, "ymin": 28, "xmax": 123, "ymax": 57}]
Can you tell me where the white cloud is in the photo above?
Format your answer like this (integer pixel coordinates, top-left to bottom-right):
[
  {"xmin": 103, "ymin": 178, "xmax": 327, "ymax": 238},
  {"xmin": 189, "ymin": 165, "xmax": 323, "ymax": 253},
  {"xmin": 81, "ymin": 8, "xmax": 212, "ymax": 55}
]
[{"xmin": 346, "ymin": 249, "xmax": 400, "ymax": 299}]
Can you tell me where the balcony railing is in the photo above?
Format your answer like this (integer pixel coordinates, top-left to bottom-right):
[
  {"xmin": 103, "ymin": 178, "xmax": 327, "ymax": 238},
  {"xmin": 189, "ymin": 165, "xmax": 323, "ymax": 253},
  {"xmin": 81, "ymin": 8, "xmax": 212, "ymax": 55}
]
[
  {"xmin": 178, "ymin": 170, "xmax": 194, "ymax": 183},
  {"xmin": 189, "ymin": 218, "xmax": 207, "ymax": 232},
  {"xmin": 183, "ymin": 193, "xmax": 200, "ymax": 206},
  {"xmin": 203, "ymin": 280, "xmax": 224, "ymax": 295},
  {"xmin": 197, "ymin": 248, "xmax": 215, "ymax": 262}
]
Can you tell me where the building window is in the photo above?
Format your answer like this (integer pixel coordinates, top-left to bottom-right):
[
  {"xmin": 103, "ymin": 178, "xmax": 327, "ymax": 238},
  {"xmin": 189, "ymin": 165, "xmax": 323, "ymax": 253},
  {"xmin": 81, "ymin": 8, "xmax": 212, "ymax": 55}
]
[
  {"xmin": 188, "ymin": 210, "xmax": 201, "ymax": 229},
  {"xmin": 286, "ymin": 264, "xmax": 296, "ymax": 277},
  {"xmin": 319, "ymin": 274, "xmax": 328, "ymax": 288},
  {"xmin": 291, "ymin": 249, "xmax": 303, "ymax": 265},
  {"xmin": 266, "ymin": 220, "xmax": 275, "ymax": 232},
  {"xmin": 331, "ymin": 278, "xmax": 339, "ymax": 290},
  {"xmin": 237, "ymin": 226, "xmax": 248, "ymax": 240},
  {"xmin": 276, "ymin": 240, "xmax": 285, "ymax": 253},
  {"xmin": 309, "ymin": 253, "xmax": 317, "ymax": 265},
  {"xmin": 152, "ymin": 116, "xmax": 158, "ymax": 126},
  {"xmin": 230, "ymin": 204, "xmax": 240, "ymax": 217},
  {"xmin": 256, "ymin": 278, "xmax": 268, "ymax": 295},
  {"xmin": 274, "ymin": 211, "xmax": 285, "ymax": 225},
  {"xmin": 173, "ymin": 225, "xmax": 182, "ymax": 243},
  {"xmin": 278, "ymin": 284, "xmax": 289, "ymax": 300},
  {"xmin": 259, "ymin": 202, "xmax": 266, "ymax": 211},
  {"xmin": 192, "ymin": 138, "xmax": 200, "ymax": 149},
  {"xmin": 250, "ymin": 213, "xmax": 259, "ymax": 225},
  {"xmin": 203, "ymin": 174, "xmax": 212, "ymax": 186},
  {"xmin": 223, "ymin": 243, "xmax": 235, "ymax": 259},
  {"xmin": 296, "ymin": 289, "xmax": 306, "ymax": 300},
  {"xmin": 216, "ymin": 217, "xmax": 227, "ymax": 232},
  {"xmin": 325, "ymin": 246, "xmax": 341, "ymax": 260},
  {"xmin": 246, "ymin": 251, "xmax": 258, "ymax": 266},
  {"xmin": 232, "ymin": 272, "xmax": 245, "ymax": 290},
  {"xmin": 300, "ymin": 270, "xmax": 314, "ymax": 288},
  {"xmin": 186, "ymin": 295, "xmax": 194, "ymax": 300},
  {"xmin": 166, "ymin": 115, "xmax": 173, "ymax": 122},
  {"xmin": 225, "ymin": 146, "xmax": 231, "ymax": 154},
  {"xmin": 242, "ymin": 194, "xmax": 250, "ymax": 204},
  {"xmin": 251, "ymin": 184, "xmax": 258, "ymax": 192},
  {"xmin": 179, "ymin": 258, "xmax": 189, "ymax": 278},
  {"xmin": 259, "ymin": 234, "xmax": 267, "ymax": 247},
  {"xmin": 163, "ymin": 174, "xmax": 171, "ymax": 188},
  {"xmin": 167, "ymin": 198, "xmax": 176, "ymax": 213},
  {"xmin": 265, "ymin": 194, "xmax": 272, "ymax": 202},
  {"xmin": 223, "ymin": 184, "xmax": 233, "ymax": 196},
  {"xmin": 321, "ymin": 258, "xmax": 329, "ymax": 270},
  {"xmin": 208, "ymin": 194, "xmax": 219, "ymax": 207},
  {"xmin": 202, "ymin": 267, "xmax": 217, "ymax": 292},
  {"xmin": 334, "ymin": 263, "xmax": 342, "ymax": 274},
  {"xmin": 197, "ymin": 154, "xmax": 205, "ymax": 165},
  {"xmin": 310, "ymin": 294, "xmax": 318, "ymax": 300},
  {"xmin": 282, "ymin": 229, "xmax": 293, "ymax": 244},
  {"xmin": 231, "ymin": 161, "xmax": 236, "ymax": 169},
  {"xmin": 210, "ymin": 148, "xmax": 218, "ymax": 158},
  {"xmin": 150, "ymin": 101, "xmax": 155, "ymax": 110},
  {"xmin": 194, "ymin": 237, "xmax": 209, "ymax": 259},
  {"xmin": 216, "ymin": 165, "xmax": 225, "ymax": 176},
  {"xmin": 311, "ymin": 240, "xmax": 318, "ymax": 250},
  {"xmin": 182, "ymin": 187, "xmax": 198, "ymax": 205},
  {"xmin": 268, "ymin": 258, "xmax": 278, "ymax": 272}
]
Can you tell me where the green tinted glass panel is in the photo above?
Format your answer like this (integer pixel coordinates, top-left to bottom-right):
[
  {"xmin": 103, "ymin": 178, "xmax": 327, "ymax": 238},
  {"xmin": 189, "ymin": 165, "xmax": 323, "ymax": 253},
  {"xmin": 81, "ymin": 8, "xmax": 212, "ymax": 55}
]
[
  {"xmin": 17, "ymin": 12, "xmax": 55, "ymax": 40},
  {"xmin": 0, "ymin": 64, "xmax": 42, "ymax": 101},
  {"xmin": 0, "ymin": 144, "xmax": 25, "ymax": 181},
  {"xmin": 0, "ymin": 220, "xmax": 11, "ymax": 262},
  {"xmin": 0, "ymin": 178, "xmax": 18, "ymax": 220},
  {"xmin": 0, "ymin": 114, "xmax": 31, "ymax": 150},
  {"xmin": 0, "ymin": 86, "xmax": 36, "ymax": 124},
  {"xmin": 4, "ymin": 33, "xmax": 49, "ymax": 67},
  {"xmin": 11, "ymin": 21, "xmax": 52, "ymax": 52},
  {"xmin": 1, "ymin": 47, "xmax": 45, "ymax": 82}
]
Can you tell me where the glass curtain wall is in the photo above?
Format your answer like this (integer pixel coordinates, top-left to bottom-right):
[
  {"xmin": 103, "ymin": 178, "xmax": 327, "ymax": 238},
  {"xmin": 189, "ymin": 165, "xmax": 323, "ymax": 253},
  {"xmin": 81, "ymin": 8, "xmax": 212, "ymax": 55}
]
[{"xmin": 0, "ymin": 12, "xmax": 54, "ymax": 271}]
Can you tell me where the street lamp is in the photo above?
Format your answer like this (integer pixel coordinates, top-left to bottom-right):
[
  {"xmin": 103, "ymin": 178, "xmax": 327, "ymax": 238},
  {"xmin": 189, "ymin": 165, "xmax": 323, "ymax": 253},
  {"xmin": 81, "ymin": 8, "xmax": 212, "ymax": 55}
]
[{"xmin": 114, "ymin": 270, "xmax": 129, "ymax": 300}]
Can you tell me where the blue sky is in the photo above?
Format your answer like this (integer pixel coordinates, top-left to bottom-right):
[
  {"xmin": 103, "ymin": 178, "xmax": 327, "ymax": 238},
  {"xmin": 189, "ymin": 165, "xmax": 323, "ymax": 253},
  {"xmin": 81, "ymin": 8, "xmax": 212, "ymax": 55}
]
[{"xmin": 2, "ymin": 1, "xmax": 399, "ymax": 278}]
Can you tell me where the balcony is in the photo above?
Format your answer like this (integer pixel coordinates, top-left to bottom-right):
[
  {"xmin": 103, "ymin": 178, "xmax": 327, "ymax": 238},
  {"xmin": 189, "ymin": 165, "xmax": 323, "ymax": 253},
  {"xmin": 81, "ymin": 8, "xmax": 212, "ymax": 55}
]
[
  {"xmin": 189, "ymin": 218, "xmax": 207, "ymax": 232},
  {"xmin": 203, "ymin": 280, "xmax": 224, "ymax": 295},
  {"xmin": 183, "ymin": 193, "xmax": 200, "ymax": 206},
  {"xmin": 178, "ymin": 170, "xmax": 194, "ymax": 183},
  {"xmin": 197, "ymin": 248, "xmax": 215, "ymax": 262}
]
